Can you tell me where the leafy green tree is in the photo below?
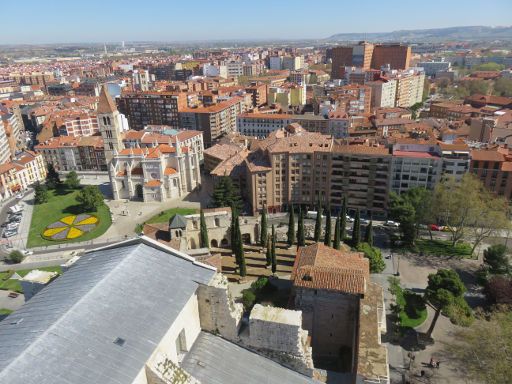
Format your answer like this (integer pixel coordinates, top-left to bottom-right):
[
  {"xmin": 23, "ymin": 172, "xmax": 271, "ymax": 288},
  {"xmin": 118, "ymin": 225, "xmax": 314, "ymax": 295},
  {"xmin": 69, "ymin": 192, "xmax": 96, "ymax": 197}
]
[
  {"xmin": 333, "ymin": 213, "xmax": 341, "ymax": 250},
  {"xmin": 212, "ymin": 176, "xmax": 242, "ymax": 211},
  {"xmin": 8, "ymin": 250, "xmax": 24, "ymax": 264},
  {"xmin": 494, "ymin": 77, "xmax": 512, "ymax": 97},
  {"xmin": 357, "ymin": 243, "xmax": 385, "ymax": 273},
  {"xmin": 314, "ymin": 194, "xmax": 322, "ymax": 242},
  {"xmin": 45, "ymin": 163, "xmax": 61, "ymax": 189},
  {"xmin": 340, "ymin": 197, "xmax": 347, "ymax": 241},
  {"xmin": 260, "ymin": 207, "xmax": 268, "ymax": 247},
  {"xmin": 474, "ymin": 62, "xmax": 505, "ymax": 71},
  {"xmin": 65, "ymin": 171, "xmax": 80, "ymax": 189},
  {"xmin": 76, "ymin": 185, "xmax": 104, "ymax": 211},
  {"xmin": 484, "ymin": 244, "xmax": 511, "ymax": 275},
  {"xmin": 389, "ymin": 187, "xmax": 432, "ymax": 246},
  {"xmin": 446, "ymin": 311, "xmax": 512, "ymax": 383},
  {"xmin": 287, "ymin": 204, "xmax": 295, "ymax": 247},
  {"xmin": 432, "ymin": 174, "xmax": 508, "ymax": 249},
  {"xmin": 324, "ymin": 203, "xmax": 331, "ymax": 247},
  {"xmin": 364, "ymin": 220, "xmax": 374, "ymax": 247},
  {"xmin": 425, "ymin": 269, "xmax": 473, "ymax": 338},
  {"xmin": 34, "ymin": 182, "xmax": 48, "ymax": 204},
  {"xmin": 297, "ymin": 206, "xmax": 305, "ymax": 247},
  {"xmin": 352, "ymin": 209, "xmax": 361, "ymax": 246},
  {"xmin": 271, "ymin": 224, "xmax": 277, "ymax": 274},
  {"xmin": 199, "ymin": 209, "xmax": 209, "ymax": 248}
]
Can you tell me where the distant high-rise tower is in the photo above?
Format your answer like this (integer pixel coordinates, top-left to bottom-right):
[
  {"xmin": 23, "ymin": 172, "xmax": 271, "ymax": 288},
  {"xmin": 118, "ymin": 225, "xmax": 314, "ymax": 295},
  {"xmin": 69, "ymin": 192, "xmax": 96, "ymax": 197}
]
[
  {"xmin": 104, "ymin": 43, "xmax": 107, "ymax": 56},
  {"xmin": 121, "ymin": 41, "xmax": 125, "ymax": 49},
  {"xmin": 97, "ymin": 86, "xmax": 124, "ymax": 163}
]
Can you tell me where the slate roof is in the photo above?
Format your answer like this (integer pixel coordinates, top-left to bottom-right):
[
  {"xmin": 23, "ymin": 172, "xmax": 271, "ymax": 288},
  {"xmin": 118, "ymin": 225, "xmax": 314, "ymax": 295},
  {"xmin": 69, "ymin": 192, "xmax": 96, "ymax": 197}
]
[
  {"xmin": 0, "ymin": 238, "xmax": 215, "ymax": 384},
  {"xmin": 169, "ymin": 214, "xmax": 187, "ymax": 229},
  {"xmin": 181, "ymin": 332, "xmax": 320, "ymax": 384}
]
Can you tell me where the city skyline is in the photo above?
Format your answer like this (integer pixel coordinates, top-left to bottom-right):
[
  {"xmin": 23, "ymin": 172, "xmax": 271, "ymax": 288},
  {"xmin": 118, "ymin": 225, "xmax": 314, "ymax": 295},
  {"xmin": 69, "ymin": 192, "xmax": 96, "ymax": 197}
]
[{"xmin": 2, "ymin": 0, "xmax": 512, "ymax": 44}]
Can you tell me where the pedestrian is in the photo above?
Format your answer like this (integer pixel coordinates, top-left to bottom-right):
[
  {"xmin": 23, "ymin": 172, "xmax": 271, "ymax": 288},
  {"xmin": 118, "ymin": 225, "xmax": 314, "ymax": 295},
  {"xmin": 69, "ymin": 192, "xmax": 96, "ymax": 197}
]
[{"xmin": 436, "ymin": 361, "xmax": 441, "ymax": 369}]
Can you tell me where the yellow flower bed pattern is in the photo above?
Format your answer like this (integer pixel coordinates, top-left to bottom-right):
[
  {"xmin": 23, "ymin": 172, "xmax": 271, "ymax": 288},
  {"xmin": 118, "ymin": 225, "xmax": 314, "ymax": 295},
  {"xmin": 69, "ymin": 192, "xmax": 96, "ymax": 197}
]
[{"xmin": 42, "ymin": 214, "xmax": 99, "ymax": 241}]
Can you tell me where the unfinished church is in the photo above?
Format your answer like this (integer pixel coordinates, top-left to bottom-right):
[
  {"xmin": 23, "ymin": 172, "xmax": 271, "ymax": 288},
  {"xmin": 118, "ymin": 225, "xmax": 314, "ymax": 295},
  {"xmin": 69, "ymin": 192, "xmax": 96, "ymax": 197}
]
[{"xmin": 0, "ymin": 237, "xmax": 388, "ymax": 384}]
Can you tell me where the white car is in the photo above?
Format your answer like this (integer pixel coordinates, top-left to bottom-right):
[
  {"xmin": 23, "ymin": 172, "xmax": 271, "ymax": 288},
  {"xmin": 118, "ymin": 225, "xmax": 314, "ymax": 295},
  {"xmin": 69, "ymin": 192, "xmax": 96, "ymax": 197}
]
[
  {"xmin": 361, "ymin": 219, "xmax": 370, "ymax": 225},
  {"xmin": 385, "ymin": 220, "xmax": 400, "ymax": 227},
  {"xmin": 346, "ymin": 215, "xmax": 355, "ymax": 223},
  {"xmin": 21, "ymin": 250, "xmax": 33, "ymax": 256}
]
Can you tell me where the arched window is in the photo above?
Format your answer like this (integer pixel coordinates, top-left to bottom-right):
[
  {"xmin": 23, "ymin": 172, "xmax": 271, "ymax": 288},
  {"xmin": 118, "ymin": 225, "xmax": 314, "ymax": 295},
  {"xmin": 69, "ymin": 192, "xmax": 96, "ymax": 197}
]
[{"xmin": 106, "ymin": 116, "xmax": 111, "ymax": 125}]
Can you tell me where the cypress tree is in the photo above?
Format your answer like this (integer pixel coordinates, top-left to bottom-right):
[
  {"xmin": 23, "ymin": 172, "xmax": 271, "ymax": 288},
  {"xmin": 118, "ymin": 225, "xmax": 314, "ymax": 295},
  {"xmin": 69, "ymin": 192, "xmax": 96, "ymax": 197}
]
[
  {"xmin": 271, "ymin": 224, "xmax": 277, "ymax": 274},
  {"xmin": 235, "ymin": 218, "xmax": 242, "ymax": 265},
  {"xmin": 287, "ymin": 204, "xmax": 295, "ymax": 247},
  {"xmin": 352, "ymin": 209, "xmax": 361, "ymax": 247},
  {"xmin": 260, "ymin": 207, "xmax": 268, "ymax": 247},
  {"xmin": 265, "ymin": 237, "xmax": 272, "ymax": 266},
  {"xmin": 199, "ymin": 209, "xmax": 209, "ymax": 248},
  {"xmin": 365, "ymin": 220, "xmax": 374, "ymax": 246},
  {"xmin": 333, "ymin": 213, "xmax": 341, "ymax": 250},
  {"xmin": 314, "ymin": 194, "xmax": 322, "ymax": 242},
  {"xmin": 324, "ymin": 203, "xmax": 332, "ymax": 247},
  {"xmin": 238, "ymin": 236, "xmax": 246, "ymax": 277},
  {"xmin": 230, "ymin": 205, "xmax": 237, "ymax": 255},
  {"xmin": 297, "ymin": 206, "xmax": 305, "ymax": 247},
  {"xmin": 340, "ymin": 197, "xmax": 347, "ymax": 241}
]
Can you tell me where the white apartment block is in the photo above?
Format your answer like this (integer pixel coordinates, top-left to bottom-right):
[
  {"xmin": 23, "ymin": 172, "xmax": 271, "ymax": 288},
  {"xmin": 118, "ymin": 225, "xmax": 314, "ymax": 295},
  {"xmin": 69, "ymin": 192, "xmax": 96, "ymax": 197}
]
[
  {"xmin": 417, "ymin": 60, "xmax": 451, "ymax": 77},
  {"xmin": 225, "ymin": 61, "xmax": 244, "ymax": 77},
  {"xmin": 367, "ymin": 79, "xmax": 397, "ymax": 109}
]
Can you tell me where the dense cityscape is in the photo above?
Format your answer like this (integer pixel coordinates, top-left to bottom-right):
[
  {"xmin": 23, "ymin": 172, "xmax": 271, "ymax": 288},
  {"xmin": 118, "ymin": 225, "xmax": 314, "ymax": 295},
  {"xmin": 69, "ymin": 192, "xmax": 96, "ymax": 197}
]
[{"xmin": 0, "ymin": 1, "xmax": 511, "ymax": 383}]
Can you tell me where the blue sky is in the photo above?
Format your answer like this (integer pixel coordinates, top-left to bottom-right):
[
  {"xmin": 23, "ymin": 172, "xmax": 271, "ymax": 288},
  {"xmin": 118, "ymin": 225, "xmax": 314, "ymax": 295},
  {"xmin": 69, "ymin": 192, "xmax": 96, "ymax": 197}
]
[{"xmin": 2, "ymin": 0, "xmax": 512, "ymax": 44}]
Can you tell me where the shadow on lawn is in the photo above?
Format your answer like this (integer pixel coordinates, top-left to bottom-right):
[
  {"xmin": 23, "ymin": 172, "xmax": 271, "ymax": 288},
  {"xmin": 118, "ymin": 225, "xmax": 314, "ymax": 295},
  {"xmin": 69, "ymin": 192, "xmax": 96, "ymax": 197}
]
[{"xmin": 63, "ymin": 204, "xmax": 88, "ymax": 215}]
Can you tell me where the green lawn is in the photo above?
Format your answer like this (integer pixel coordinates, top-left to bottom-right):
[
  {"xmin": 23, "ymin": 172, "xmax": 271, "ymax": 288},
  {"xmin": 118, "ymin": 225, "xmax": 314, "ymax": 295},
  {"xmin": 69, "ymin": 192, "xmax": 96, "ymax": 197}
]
[
  {"xmin": 27, "ymin": 187, "xmax": 112, "ymax": 248},
  {"xmin": 145, "ymin": 207, "xmax": 198, "ymax": 224},
  {"xmin": 416, "ymin": 239, "xmax": 472, "ymax": 258},
  {"xmin": 0, "ymin": 308, "xmax": 13, "ymax": 316},
  {"xmin": 0, "ymin": 266, "xmax": 62, "ymax": 293},
  {"xmin": 0, "ymin": 266, "xmax": 62, "ymax": 292},
  {"xmin": 398, "ymin": 290, "xmax": 428, "ymax": 328}
]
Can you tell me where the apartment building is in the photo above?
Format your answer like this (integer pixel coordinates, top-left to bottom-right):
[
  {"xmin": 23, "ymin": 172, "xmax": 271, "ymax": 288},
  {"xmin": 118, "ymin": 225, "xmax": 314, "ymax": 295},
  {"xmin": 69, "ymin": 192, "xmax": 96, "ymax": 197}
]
[
  {"xmin": 268, "ymin": 84, "xmax": 306, "ymax": 107},
  {"xmin": 366, "ymin": 79, "xmax": 397, "ymax": 109},
  {"xmin": 470, "ymin": 145, "xmax": 512, "ymax": 200},
  {"xmin": 245, "ymin": 82, "xmax": 267, "ymax": 107},
  {"xmin": 371, "ymin": 44, "xmax": 411, "ymax": 70},
  {"xmin": 132, "ymin": 69, "xmax": 154, "ymax": 91},
  {"xmin": 179, "ymin": 97, "xmax": 246, "ymax": 147},
  {"xmin": 390, "ymin": 69, "xmax": 425, "ymax": 108},
  {"xmin": 0, "ymin": 117, "xmax": 12, "ymax": 164},
  {"xmin": 331, "ymin": 84, "xmax": 372, "ymax": 114},
  {"xmin": 236, "ymin": 113, "xmax": 349, "ymax": 138},
  {"xmin": 0, "ymin": 151, "xmax": 47, "ymax": 201},
  {"xmin": 331, "ymin": 42, "xmax": 411, "ymax": 79},
  {"xmin": 240, "ymin": 124, "xmax": 391, "ymax": 216},
  {"xmin": 34, "ymin": 136, "xmax": 107, "ymax": 172},
  {"xmin": 438, "ymin": 142, "xmax": 471, "ymax": 182},
  {"xmin": 390, "ymin": 140, "xmax": 443, "ymax": 194},
  {"xmin": 117, "ymin": 91, "xmax": 187, "ymax": 131},
  {"xmin": 417, "ymin": 60, "xmax": 451, "ymax": 77},
  {"xmin": 59, "ymin": 111, "xmax": 99, "ymax": 137}
]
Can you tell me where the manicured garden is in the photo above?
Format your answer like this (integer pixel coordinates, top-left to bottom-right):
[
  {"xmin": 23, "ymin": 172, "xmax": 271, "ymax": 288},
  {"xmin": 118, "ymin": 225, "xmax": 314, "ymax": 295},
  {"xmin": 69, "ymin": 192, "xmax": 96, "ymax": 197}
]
[
  {"xmin": 0, "ymin": 266, "xmax": 62, "ymax": 293},
  {"xmin": 389, "ymin": 277, "xmax": 427, "ymax": 330},
  {"xmin": 28, "ymin": 187, "xmax": 111, "ymax": 248}
]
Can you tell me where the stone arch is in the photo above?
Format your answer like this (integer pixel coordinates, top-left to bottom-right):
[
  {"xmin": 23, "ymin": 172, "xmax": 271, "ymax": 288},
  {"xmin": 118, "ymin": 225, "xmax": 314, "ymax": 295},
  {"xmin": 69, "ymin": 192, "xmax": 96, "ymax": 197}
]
[
  {"xmin": 220, "ymin": 238, "xmax": 229, "ymax": 247},
  {"xmin": 190, "ymin": 238, "xmax": 197, "ymax": 249},
  {"xmin": 211, "ymin": 239, "xmax": 218, "ymax": 248}
]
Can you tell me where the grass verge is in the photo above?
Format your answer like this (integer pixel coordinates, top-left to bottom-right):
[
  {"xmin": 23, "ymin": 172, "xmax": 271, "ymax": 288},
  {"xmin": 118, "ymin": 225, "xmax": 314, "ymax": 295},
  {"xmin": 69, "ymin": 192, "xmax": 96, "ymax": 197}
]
[
  {"xmin": 415, "ymin": 239, "xmax": 472, "ymax": 258},
  {"xmin": 145, "ymin": 207, "xmax": 198, "ymax": 224}
]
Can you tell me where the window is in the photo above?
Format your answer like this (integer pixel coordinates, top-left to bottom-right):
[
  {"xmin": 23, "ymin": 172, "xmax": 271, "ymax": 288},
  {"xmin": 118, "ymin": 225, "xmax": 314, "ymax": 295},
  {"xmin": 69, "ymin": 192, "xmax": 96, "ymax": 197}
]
[
  {"xmin": 214, "ymin": 218, "xmax": 220, "ymax": 227},
  {"xmin": 175, "ymin": 328, "xmax": 187, "ymax": 357}
]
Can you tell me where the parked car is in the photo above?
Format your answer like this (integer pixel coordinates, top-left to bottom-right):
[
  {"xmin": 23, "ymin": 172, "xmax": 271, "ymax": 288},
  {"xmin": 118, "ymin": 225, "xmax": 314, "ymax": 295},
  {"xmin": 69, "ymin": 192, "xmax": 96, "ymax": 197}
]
[
  {"xmin": 428, "ymin": 224, "xmax": 441, "ymax": 231},
  {"xmin": 385, "ymin": 220, "xmax": 400, "ymax": 227},
  {"xmin": 8, "ymin": 216, "xmax": 21, "ymax": 223},
  {"xmin": 361, "ymin": 219, "xmax": 370, "ymax": 225},
  {"xmin": 3, "ymin": 231, "xmax": 17, "ymax": 238},
  {"xmin": 346, "ymin": 215, "xmax": 355, "ymax": 223},
  {"xmin": 15, "ymin": 193, "xmax": 23, "ymax": 199},
  {"xmin": 21, "ymin": 250, "xmax": 33, "ymax": 256}
]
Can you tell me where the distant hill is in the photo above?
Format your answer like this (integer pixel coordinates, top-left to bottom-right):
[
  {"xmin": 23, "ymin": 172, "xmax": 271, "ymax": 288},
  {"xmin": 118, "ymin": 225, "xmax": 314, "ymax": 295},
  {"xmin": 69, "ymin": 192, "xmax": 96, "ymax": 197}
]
[{"xmin": 327, "ymin": 26, "xmax": 512, "ymax": 42}]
